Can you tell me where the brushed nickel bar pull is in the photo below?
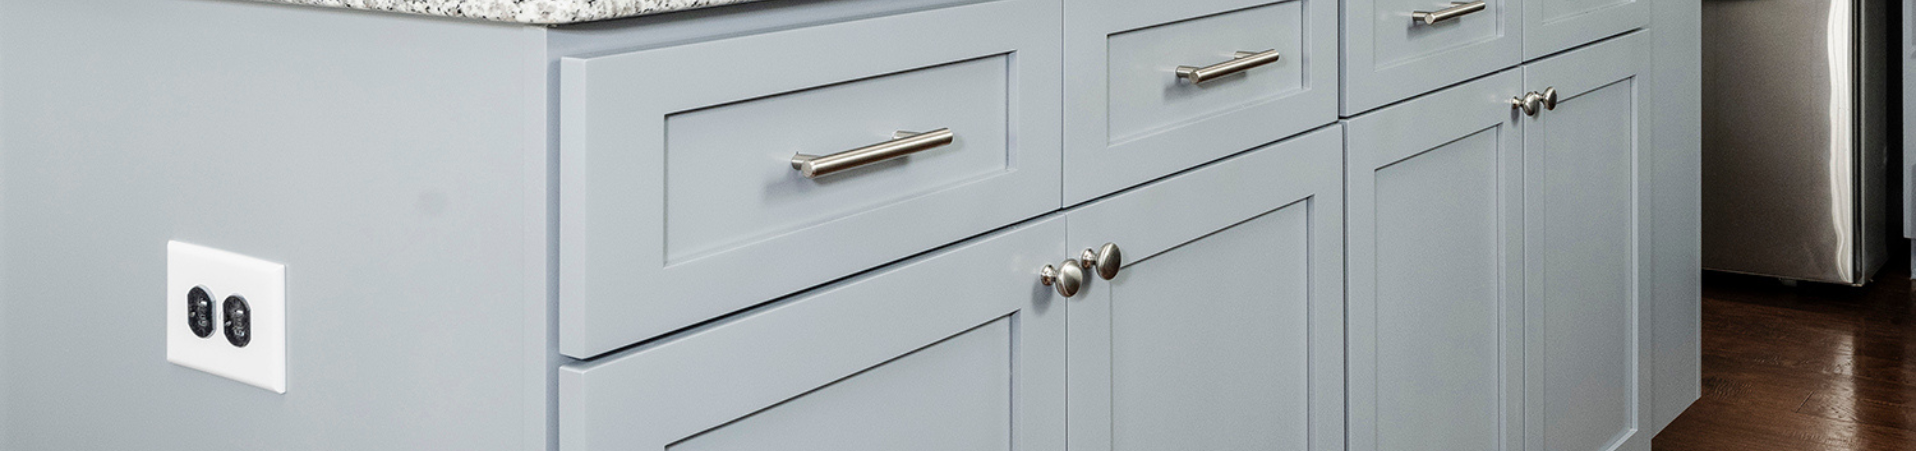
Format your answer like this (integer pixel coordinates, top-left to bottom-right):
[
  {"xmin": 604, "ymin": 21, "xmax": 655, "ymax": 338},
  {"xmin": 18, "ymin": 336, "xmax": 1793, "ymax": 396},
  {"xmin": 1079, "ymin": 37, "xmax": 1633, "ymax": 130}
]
[
  {"xmin": 1412, "ymin": 1, "xmax": 1486, "ymax": 25},
  {"xmin": 790, "ymin": 128, "xmax": 954, "ymax": 179},
  {"xmin": 1175, "ymin": 49, "xmax": 1281, "ymax": 84}
]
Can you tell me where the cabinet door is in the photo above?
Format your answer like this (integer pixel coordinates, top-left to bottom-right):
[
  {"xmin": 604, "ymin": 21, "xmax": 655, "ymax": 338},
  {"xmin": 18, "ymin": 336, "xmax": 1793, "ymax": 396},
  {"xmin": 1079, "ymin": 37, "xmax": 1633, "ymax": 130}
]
[
  {"xmin": 1522, "ymin": 31, "xmax": 1651, "ymax": 451},
  {"xmin": 1064, "ymin": 126, "xmax": 1343, "ymax": 451},
  {"xmin": 1522, "ymin": 0, "xmax": 1645, "ymax": 59},
  {"xmin": 559, "ymin": 218, "xmax": 1067, "ymax": 451},
  {"xmin": 1346, "ymin": 70, "xmax": 1525, "ymax": 451}
]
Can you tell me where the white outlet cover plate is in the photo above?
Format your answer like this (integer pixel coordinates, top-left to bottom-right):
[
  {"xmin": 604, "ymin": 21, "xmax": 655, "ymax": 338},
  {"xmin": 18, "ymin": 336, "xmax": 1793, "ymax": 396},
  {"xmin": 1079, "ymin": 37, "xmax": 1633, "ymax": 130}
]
[{"xmin": 166, "ymin": 240, "xmax": 286, "ymax": 393}]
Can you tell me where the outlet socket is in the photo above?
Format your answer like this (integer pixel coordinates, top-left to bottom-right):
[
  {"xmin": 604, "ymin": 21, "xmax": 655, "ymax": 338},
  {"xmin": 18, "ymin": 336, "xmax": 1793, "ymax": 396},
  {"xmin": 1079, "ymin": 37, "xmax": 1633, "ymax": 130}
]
[{"xmin": 166, "ymin": 241, "xmax": 286, "ymax": 393}]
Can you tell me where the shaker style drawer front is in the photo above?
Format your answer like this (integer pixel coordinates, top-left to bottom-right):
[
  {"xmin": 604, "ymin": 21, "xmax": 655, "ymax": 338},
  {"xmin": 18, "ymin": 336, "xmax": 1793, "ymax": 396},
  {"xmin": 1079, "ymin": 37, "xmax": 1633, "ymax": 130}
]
[
  {"xmin": 1064, "ymin": 0, "xmax": 1336, "ymax": 204},
  {"xmin": 559, "ymin": 0, "xmax": 1062, "ymax": 358},
  {"xmin": 1522, "ymin": 0, "xmax": 1646, "ymax": 60},
  {"xmin": 560, "ymin": 217, "xmax": 1067, "ymax": 451},
  {"xmin": 1342, "ymin": 0, "xmax": 1520, "ymax": 114}
]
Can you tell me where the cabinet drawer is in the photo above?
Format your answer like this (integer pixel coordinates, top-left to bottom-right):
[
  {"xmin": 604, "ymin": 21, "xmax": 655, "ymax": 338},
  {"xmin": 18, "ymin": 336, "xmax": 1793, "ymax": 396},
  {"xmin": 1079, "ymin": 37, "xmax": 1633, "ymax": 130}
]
[
  {"xmin": 559, "ymin": 0, "xmax": 1062, "ymax": 358},
  {"xmin": 560, "ymin": 217, "xmax": 1066, "ymax": 451},
  {"xmin": 1522, "ymin": 0, "xmax": 1646, "ymax": 60},
  {"xmin": 1064, "ymin": 0, "xmax": 1336, "ymax": 204},
  {"xmin": 1342, "ymin": 0, "xmax": 1520, "ymax": 115}
]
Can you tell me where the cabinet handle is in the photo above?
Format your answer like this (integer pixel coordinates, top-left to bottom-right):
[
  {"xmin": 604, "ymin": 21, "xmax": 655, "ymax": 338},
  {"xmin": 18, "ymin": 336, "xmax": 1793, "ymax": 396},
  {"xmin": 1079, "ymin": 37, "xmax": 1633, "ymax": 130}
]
[
  {"xmin": 1511, "ymin": 91, "xmax": 1543, "ymax": 116},
  {"xmin": 790, "ymin": 128, "xmax": 954, "ymax": 179},
  {"xmin": 1078, "ymin": 243, "xmax": 1123, "ymax": 280},
  {"xmin": 1412, "ymin": 1, "xmax": 1486, "ymax": 25},
  {"xmin": 1040, "ymin": 260, "xmax": 1086, "ymax": 298},
  {"xmin": 1176, "ymin": 50, "xmax": 1281, "ymax": 84},
  {"xmin": 1510, "ymin": 87, "xmax": 1559, "ymax": 117}
]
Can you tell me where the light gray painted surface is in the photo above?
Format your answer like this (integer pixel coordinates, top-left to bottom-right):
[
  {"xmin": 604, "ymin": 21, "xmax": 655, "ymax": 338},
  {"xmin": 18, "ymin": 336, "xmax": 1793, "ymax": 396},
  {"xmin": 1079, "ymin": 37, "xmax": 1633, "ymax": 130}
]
[
  {"xmin": 0, "ymin": 1, "xmax": 549, "ymax": 450},
  {"xmin": 1345, "ymin": 70, "xmax": 1525, "ymax": 451},
  {"xmin": 560, "ymin": 216, "xmax": 1067, "ymax": 451},
  {"xmin": 1649, "ymin": 0, "xmax": 1701, "ymax": 433},
  {"xmin": 1339, "ymin": 0, "xmax": 1521, "ymax": 115},
  {"xmin": 1065, "ymin": 126, "xmax": 1344, "ymax": 451},
  {"xmin": 1063, "ymin": 0, "xmax": 1337, "ymax": 204},
  {"xmin": 0, "ymin": 0, "xmax": 1699, "ymax": 448},
  {"xmin": 0, "ymin": 0, "xmax": 7, "ymax": 440},
  {"xmin": 250, "ymin": 0, "xmax": 770, "ymax": 24},
  {"xmin": 545, "ymin": 0, "xmax": 982, "ymax": 58},
  {"xmin": 1522, "ymin": 0, "xmax": 1646, "ymax": 60},
  {"xmin": 1522, "ymin": 31, "xmax": 1651, "ymax": 451},
  {"xmin": 558, "ymin": 0, "xmax": 1062, "ymax": 357}
]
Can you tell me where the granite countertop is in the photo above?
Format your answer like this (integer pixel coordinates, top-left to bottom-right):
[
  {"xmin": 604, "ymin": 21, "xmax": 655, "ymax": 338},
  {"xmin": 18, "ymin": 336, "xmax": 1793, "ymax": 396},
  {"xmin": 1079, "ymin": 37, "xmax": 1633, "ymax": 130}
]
[{"xmin": 254, "ymin": 0, "xmax": 767, "ymax": 24}]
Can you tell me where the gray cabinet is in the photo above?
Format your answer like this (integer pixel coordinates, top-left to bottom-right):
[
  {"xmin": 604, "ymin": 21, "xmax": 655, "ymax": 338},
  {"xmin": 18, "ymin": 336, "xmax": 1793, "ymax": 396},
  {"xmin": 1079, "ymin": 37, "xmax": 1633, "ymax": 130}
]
[
  {"xmin": 1522, "ymin": 0, "xmax": 1646, "ymax": 59},
  {"xmin": 1062, "ymin": 0, "xmax": 1337, "ymax": 204},
  {"xmin": 1649, "ymin": 0, "xmax": 1703, "ymax": 432},
  {"xmin": 557, "ymin": 0, "xmax": 1063, "ymax": 358},
  {"xmin": 1346, "ymin": 70, "xmax": 1525, "ymax": 451},
  {"xmin": 1346, "ymin": 31, "xmax": 1651, "ymax": 451},
  {"xmin": 1342, "ymin": 0, "xmax": 1650, "ymax": 115},
  {"xmin": 1340, "ymin": 0, "xmax": 1521, "ymax": 114},
  {"xmin": 0, "ymin": 0, "xmax": 1700, "ymax": 449},
  {"xmin": 1064, "ymin": 126, "xmax": 1344, "ymax": 451},
  {"xmin": 1521, "ymin": 31, "xmax": 1652, "ymax": 451},
  {"xmin": 559, "ymin": 217, "xmax": 1068, "ymax": 451}
]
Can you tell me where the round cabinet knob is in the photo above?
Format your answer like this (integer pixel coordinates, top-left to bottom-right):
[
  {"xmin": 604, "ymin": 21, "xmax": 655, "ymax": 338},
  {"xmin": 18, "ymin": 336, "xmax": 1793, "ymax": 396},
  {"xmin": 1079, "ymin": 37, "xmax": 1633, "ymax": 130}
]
[
  {"xmin": 1540, "ymin": 86, "xmax": 1558, "ymax": 111},
  {"xmin": 1510, "ymin": 92, "xmax": 1543, "ymax": 116},
  {"xmin": 1040, "ymin": 260, "xmax": 1086, "ymax": 298},
  {"xmin": 1079, "ymin": 243, "xmax": 1123, "ymax": 280}
]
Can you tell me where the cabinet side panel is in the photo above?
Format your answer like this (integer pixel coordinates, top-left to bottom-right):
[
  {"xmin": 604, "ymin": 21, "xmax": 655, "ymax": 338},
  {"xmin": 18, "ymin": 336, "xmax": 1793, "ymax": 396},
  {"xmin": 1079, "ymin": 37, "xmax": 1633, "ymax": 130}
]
[
  {"xmin": 0, "ymin": 1, "xmax": 543, "ymax": 450},
  {"xmin": 1650, "ymin": 0, "xmax": 1702, "ymax": 434}
]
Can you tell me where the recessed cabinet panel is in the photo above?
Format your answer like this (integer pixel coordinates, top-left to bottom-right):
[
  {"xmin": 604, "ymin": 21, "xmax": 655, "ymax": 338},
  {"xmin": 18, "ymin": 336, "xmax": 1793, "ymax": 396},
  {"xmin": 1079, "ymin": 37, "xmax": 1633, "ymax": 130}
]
[
  {"xmin": 1110, "ymin": 204, "xmax": 1309, "ymax": 451},
  {"xmin": 1342, "ymin": 0, "xmax": 1521, "ymax": 114},
  {"xmin": 1345, "ymin": 70, "xmax": 1525, "ymax": 451},
  {"xmin": 668, "ymin": 318, "xmax": 1012, "ymax": 451},
  {"xmin": 1105, "ymin": 2, "xmax": 1304, "ymax": 142},
  {"xmin": 1066, "ymin": 126, "xmax": 1344, "ymax": 451},
  {"xmin": 662, "ymin": 56, "xmax": 1009, "ymax": 265},
  {"xmin": 1522, "ymin": 31, "xmax": 1651, "ymax": 451},
  {"xmin": 1065, "ymin": 0, "xmax": 1336, "ymax": 204},
  {"xmin": 1522, "ymin": 0, "xmax": 1645, "ymax": 59},
  {"xmin": 559, "ymin": 218, "xmax": 1067, "ymax": 451},
  {"xmin": 558, "ymin": 0, "xmax": 1062, "ymax": 357}
]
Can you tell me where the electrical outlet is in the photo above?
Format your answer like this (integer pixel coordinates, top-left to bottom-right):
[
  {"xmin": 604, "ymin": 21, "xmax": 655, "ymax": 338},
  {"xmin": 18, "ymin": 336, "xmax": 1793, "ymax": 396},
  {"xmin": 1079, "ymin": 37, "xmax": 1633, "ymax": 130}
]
[{"xmin": 166, "ymin": 241, "xmax": 286, "ymax": 393}]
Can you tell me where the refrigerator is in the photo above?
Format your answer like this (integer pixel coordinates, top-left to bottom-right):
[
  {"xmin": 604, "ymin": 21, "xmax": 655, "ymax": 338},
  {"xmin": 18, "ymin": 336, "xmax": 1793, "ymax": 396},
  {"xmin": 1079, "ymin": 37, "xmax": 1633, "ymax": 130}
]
[{"xmin": 1701, "ymin": 0, "xmax": 1890, "ymax": 285}]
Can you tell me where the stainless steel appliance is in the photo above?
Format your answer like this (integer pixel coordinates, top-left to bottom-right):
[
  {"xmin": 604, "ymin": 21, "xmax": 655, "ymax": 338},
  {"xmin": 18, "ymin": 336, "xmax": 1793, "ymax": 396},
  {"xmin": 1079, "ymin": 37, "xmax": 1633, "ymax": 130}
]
[{"xmin": 1702, "ymin": 0, "xmax": 1889, "ymax": 285}]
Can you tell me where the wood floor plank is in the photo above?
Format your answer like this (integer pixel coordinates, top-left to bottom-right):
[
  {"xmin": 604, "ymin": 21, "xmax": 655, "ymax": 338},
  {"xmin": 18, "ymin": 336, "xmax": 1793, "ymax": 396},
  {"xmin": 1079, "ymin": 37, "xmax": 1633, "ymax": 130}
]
[{"xmin": 1655, "ymin": 259, "xmax": 1916, "ymax": 450}]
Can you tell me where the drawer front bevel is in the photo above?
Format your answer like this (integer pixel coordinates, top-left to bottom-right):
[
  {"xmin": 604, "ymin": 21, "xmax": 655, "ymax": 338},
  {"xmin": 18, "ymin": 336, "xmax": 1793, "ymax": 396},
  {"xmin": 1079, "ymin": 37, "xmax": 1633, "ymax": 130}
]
[
  {"xmin": 1064, "ymin": 0, "xmax": 1337, "ymax": 204},
  {"xmin": 560, "ymin": 0, "xmax": 1062, "ymax": 358}
]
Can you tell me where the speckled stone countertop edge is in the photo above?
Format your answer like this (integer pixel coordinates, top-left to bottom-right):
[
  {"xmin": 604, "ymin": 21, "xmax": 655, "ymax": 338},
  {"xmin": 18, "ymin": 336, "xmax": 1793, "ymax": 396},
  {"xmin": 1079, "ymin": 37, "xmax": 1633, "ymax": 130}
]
[{"xmin": 251, "ymin": 0, "xmax": 771, "ymax": 25}]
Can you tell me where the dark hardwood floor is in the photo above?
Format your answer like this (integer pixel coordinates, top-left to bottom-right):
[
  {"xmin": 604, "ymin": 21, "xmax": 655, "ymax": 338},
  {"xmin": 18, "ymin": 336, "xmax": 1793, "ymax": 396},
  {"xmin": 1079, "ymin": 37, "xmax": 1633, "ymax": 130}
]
[{"xmin": 1653, "ymin": 260, "xmax": 1916, "ymax": 450}]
